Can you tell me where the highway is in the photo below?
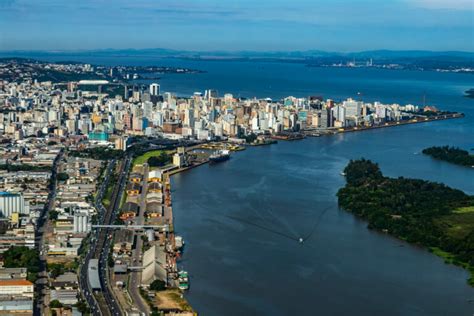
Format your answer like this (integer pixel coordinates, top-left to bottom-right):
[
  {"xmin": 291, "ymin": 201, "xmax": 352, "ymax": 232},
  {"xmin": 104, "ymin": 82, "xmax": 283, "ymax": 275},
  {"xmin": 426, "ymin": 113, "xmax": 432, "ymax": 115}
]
[
  {"xmin": 94, "ymin": 155, "xmax": 131, "ymax": 316},
  {"xmin": 78, "ymin": 159, "xmax": 116, "ymax": 315}
]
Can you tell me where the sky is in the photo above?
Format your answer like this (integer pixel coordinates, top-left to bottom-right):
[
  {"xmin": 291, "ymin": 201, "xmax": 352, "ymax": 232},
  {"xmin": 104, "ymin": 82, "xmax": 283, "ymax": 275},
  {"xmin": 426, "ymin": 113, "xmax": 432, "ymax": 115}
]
[{"xmin": 0, "ymin": 0, "xmax": 473, "ymax": 52}]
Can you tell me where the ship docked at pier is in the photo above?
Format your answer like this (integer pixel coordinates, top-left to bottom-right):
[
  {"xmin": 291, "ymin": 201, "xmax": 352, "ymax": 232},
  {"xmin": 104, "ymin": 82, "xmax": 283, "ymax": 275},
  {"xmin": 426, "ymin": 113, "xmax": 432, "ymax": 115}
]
[{"xmin": 209, "ymin": 149, "xmax": 230, "ymax": 164}]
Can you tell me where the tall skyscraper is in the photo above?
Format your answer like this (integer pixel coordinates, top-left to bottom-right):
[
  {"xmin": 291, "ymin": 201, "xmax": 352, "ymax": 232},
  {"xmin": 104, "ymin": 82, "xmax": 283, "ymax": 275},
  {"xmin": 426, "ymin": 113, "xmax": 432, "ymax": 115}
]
[
  {"xmin": 149, "ymin": 83, "xmax": 160, "ymax": 96},
  {"xmin": 205, "ymin": 89, "xmax": 218, "ymax": 101}
]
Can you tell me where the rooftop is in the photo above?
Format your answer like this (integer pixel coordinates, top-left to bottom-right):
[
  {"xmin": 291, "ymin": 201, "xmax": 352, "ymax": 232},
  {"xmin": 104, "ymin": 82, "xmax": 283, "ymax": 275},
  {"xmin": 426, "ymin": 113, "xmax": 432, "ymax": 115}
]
[{"xmin": 0, "ymin": 279, "xmax": 33, "ymax": 286}]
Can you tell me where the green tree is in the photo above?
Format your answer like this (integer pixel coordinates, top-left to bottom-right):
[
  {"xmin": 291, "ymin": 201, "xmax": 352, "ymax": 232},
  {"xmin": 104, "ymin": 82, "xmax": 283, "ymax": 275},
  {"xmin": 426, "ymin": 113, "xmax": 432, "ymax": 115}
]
[
  {"xmin": 49, "ymin": 300, "xmax": 63, "ymax": 308},
  {"xmin": 244, "ymin": 133, "xmax": 257, "ymax": 144},
  {"xmin": 149, "ymin": 279, "xmax": 166, "ymax": 291},
  {"xmin": 47, "ymin": 263, "xmax": 65, "ymax": 279},
  {"xmin": 148, "ymin": 152, "xmax": 170, "ymax": 167},
  {"xmin": 49, "ymin": 210, "xmax": 59, "ymax": 221},
  {"xmin": 2, "ymin": 246, "xmax": 40, "ymax": 282},
  {"xmin": 57, "ymin": 172, "xmax": 69, "ymax": 181}
]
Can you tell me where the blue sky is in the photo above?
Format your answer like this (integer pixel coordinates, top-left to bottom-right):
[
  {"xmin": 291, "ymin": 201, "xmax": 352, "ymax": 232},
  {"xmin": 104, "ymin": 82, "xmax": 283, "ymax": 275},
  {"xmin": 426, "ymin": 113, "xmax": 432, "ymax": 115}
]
[{"xmin": 0, "ymin": 0, "xmax": 473, "ymax": 51}]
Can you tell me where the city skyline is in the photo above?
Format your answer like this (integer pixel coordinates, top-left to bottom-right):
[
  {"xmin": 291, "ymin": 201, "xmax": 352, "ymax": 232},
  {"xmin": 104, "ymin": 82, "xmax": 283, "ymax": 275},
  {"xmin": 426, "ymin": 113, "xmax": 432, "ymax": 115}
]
[{"xmin": 0, "ymin": 0, "xmax": 473, "ymax": 52}]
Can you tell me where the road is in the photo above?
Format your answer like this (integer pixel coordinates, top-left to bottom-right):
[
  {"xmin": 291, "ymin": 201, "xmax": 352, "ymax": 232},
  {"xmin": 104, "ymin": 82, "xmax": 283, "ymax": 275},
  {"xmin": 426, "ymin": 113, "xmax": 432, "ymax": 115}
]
[
  {"xmin": 34, "ymin": 149, "xmax": 63, "ymax": 316},
  {"xmin": 128, "ymin": 163, "xmax": 151, "ymax": 315},
  {"xmin": 94, "ymin": 156, "xmax": 131, "ymax": 316},
  {"xmin": 78, "ymin": 159, "xmax": 116, "ymax": 315}
]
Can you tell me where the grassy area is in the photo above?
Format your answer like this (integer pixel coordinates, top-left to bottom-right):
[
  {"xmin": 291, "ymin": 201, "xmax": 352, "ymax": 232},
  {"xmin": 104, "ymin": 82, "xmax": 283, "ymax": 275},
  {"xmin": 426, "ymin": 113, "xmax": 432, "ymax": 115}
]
[
  {"xmin": 102, "ymin": 172, "xmax": 118, "ymax": 208},
  {"xmin": 132, "ymin": 150, "xmax": 174, "ymax": 167},
  {"xmin": 430, "ymin": 210, "xmax": 474, "ymax": 286},
  {"xmin": 155, "ymin": 289, "xmax": 194, "ymax": 312},
  {"xmin": 435, "ymin": 212, "xmax": 474, "ymax": 240},
  {"xmin": 102, "ymin": 185, "xmax": 113, "ymax": 208},
  {"xmin": 119, "ymin": 190, "xmax": 127, "ymax": 208},
  {"xmin": 430, "ymin": 247, "xmax": 474, "ymax": 286},
  {"xmin": 454, "ymin": 206, "xmax": 474, "ymax": 214}
]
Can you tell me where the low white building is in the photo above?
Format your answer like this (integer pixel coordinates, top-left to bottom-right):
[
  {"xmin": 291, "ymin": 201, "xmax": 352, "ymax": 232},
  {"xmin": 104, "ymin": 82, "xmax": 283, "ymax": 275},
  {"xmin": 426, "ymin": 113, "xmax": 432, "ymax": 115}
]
[{"xmin": 0, "ymin": 280, "xmax": 34, "ymax": 297}]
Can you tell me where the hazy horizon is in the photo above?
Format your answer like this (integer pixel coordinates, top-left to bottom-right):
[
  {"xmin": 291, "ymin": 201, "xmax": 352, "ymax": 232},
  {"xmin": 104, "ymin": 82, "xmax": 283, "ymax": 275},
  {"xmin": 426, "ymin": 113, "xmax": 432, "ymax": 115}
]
[
  {"xmin": 0, "ymin": 0, "xmax": 473, "ymax": 52},
  {"xmin": 0, "ymin": 47, "xmax": 474, "ymax": 54}
]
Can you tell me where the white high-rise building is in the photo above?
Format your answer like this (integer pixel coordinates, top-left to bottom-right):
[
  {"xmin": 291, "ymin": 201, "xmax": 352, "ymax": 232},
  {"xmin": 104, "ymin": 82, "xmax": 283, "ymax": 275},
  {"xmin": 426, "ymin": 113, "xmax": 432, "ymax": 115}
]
[
  {"xmin": 142, "ymin": 101, "xmax": 153, "ymax": 119},
  {"xmin": 184, "ymin": 109, "xmax": 194, "ymax": 128},
  {"xmin": 333, "ymin": 105, "xmax": 346, "ymax": 122},
  {"xmin": 149, "ymin": 83, "xmax": 160, "ymax": 96},
  {"xmin": 343, "ymin": 98, "xmax": 362, "ymax": 117}
]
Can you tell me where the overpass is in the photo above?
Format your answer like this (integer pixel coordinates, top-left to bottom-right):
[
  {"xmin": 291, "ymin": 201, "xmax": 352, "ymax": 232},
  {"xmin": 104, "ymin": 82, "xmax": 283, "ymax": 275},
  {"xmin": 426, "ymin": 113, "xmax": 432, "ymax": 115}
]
[{"xmin": 91, "ymin": 224, "xmax": 168, "ymax": 231}]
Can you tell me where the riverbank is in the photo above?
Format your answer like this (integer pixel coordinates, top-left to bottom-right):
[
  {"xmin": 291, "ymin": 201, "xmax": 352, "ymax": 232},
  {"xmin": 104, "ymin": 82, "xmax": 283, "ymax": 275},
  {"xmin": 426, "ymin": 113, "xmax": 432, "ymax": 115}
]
[
  {"xmin": 337, "ymin": 159, "xmax": 474, "ymax": 286},
  {"xmin": 143, "ymin": 110, "xmax": 470, "ymax": 313},
  {"xmin": 336, "ymin": 112, "xmax": 464, "ymax": 133}
]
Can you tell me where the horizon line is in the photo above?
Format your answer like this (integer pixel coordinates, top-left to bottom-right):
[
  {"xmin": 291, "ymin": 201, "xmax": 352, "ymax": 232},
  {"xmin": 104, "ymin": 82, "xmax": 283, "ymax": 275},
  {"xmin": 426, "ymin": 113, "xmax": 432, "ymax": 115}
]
[{"xmin": 0, "ymin": 47, "xmax": 473, "ymax": 54}]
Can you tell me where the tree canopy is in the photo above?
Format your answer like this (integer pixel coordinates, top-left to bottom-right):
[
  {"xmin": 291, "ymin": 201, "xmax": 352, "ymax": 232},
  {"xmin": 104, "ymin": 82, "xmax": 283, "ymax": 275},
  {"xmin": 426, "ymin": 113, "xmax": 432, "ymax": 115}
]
[
  {"xmin": 149, "ymin": 279, "xmax": 166, "ymax": 291},
  {"xmin": 147, "ymin": 152, "xmax": 170, "ymax": 167},
  {"xmin": 69, "ymin": 147, "xmax": 124, "ymax": 160},
  {"xmin": 2, "ymin": 246, "xmax": 40, "ymax": 282},
  {"xmin": 422, "ymin": 146, "xmax": 474, "ymax": 167},
  {"xmin": 338, "ymin": 159, "xmax": 474, "ymax": 285}
]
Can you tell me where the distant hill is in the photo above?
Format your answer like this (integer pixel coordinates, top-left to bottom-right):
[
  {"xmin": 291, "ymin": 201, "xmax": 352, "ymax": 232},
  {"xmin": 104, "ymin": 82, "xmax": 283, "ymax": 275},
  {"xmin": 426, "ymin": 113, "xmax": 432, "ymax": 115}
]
[
  {"xmin": 0, "ymin": 48, "xmax": 472, "ymax": 60},
  {"xmin": 1, "ymin": 49, "xmax": 472, "ymax": 73}
]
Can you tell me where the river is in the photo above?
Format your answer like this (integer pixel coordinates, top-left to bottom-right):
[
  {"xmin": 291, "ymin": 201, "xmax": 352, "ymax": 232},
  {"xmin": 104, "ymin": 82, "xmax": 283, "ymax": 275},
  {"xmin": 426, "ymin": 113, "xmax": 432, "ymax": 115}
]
[
  {"xmin": 163, "ymin": 60, "xmax": 473, "ymax": 315},
  {"xmin": 24, "ymin": 55, "xmax": 474, "ymax": 315}
]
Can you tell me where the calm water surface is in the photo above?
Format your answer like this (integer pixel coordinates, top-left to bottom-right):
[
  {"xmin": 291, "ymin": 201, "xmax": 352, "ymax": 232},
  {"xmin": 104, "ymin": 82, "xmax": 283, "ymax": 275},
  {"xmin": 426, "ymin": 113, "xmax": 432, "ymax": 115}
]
[
  {"xmin": 31, "ymin": 55, "xmax": 474, "ymax": 315},
  {"xmin": 164, "ymin": 60, "xmax": 473, "ymax": 315}
]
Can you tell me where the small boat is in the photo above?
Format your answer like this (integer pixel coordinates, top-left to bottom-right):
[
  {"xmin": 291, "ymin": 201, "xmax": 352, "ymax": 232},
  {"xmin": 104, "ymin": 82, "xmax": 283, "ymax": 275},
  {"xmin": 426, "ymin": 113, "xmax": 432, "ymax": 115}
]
[
  {"xmin": 340, "ymin": 172, "xmax": 346, "ymax": 176},
  {"xmin": 178, "ymin": 270, "xmax": 189, "ymax": 290},
  {"xmin": 209, "ymin": 149, "xmax": 230, "ymax": 164},
  {"xmin": 175, "ymin": 236, "xmax": 184, "ymax": 249},
  {"xmin": 178, "ymin": 282, "xmax": 189, "ymax": 290}
]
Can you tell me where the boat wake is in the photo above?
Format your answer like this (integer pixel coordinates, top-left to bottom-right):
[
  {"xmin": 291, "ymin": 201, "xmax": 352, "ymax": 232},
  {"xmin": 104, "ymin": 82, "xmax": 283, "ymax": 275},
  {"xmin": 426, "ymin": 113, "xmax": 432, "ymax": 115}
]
[{"xmin": 226, "ymin": 205, "xmax": 332, "ymax": 244}]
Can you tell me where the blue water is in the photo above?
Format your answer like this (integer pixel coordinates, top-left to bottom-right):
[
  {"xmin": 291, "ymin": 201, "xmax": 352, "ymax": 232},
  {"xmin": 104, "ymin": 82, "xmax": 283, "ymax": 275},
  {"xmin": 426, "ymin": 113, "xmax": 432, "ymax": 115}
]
[{"xmin": 28, "ymin": 55, "xmax": 474, "ymax": 315}]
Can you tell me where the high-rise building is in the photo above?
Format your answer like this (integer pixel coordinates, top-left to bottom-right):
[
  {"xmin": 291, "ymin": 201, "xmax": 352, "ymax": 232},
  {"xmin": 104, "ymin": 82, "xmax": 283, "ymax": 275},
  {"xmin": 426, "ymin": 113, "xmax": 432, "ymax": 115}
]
[
  {"xmin": 205, "ymin": 89, "xmax": 218, "ymax": 101},
  {"xmin": 184, "ymin": 109, "xmax": 194, "ymax": 128},
  {"xmin": 150, "ymin": 83, "xmax": 160, "ymax": 96},
  {"xmin": 320, "ymin": 108, "xmax": 329, "ymax": 129},
  {"xmin": 343, "ymin": 98, "xmax": 363, "ymax": 117},
  {"xmin": 333, "ymin": 105, "xmax": 346, "ymax": 123}
]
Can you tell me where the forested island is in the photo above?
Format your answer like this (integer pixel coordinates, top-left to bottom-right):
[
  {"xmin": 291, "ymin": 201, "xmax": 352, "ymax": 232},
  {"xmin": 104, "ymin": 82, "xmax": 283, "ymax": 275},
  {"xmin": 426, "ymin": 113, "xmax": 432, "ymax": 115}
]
[
  {"xmin": 422, "ymin": 146, "xmax": 474, "ymax": 167},
  {"xmin": 337, "ymin": 159, "xmax": 474, "ymax": 285}
]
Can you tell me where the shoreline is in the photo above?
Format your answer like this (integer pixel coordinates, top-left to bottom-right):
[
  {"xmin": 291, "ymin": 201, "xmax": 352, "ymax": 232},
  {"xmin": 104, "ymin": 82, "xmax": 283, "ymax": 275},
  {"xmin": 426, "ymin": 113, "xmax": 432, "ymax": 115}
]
[
  {"xmin": 334, "ymin": 112, "xmax": 464, "ymax": 134},
  {"xmin": 160, "ymin": 110, "xmax": 467, "ymax": 314},
  {"xmin": 267, "ymin": 113, "xmax": 465, "ymax": 141}
]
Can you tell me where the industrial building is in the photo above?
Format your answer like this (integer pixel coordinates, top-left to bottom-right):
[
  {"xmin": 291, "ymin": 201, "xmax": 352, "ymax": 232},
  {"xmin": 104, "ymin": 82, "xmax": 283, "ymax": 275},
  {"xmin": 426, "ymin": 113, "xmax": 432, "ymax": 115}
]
[
  {"xmin": 0, "ymin": 192, "xmax": 29, "ymax": 218},
  {"xmin": 0, "ymin": 297, "xmax": 33, "ymax": 314},
  {"xmin": 73, "ymin": 212, "xmax": 90, "ymax": 233},
  {"xmin": 141, "ymin": 245, "xmax": 167, "ymax": 287}
]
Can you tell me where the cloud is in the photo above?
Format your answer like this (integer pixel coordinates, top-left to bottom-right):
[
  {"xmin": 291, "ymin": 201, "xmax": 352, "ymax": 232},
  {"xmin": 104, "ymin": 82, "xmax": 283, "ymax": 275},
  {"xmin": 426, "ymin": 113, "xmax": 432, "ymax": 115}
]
[{"xmin": 410, "ymin": 0, "xmax": 474, "ymax": 10}]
